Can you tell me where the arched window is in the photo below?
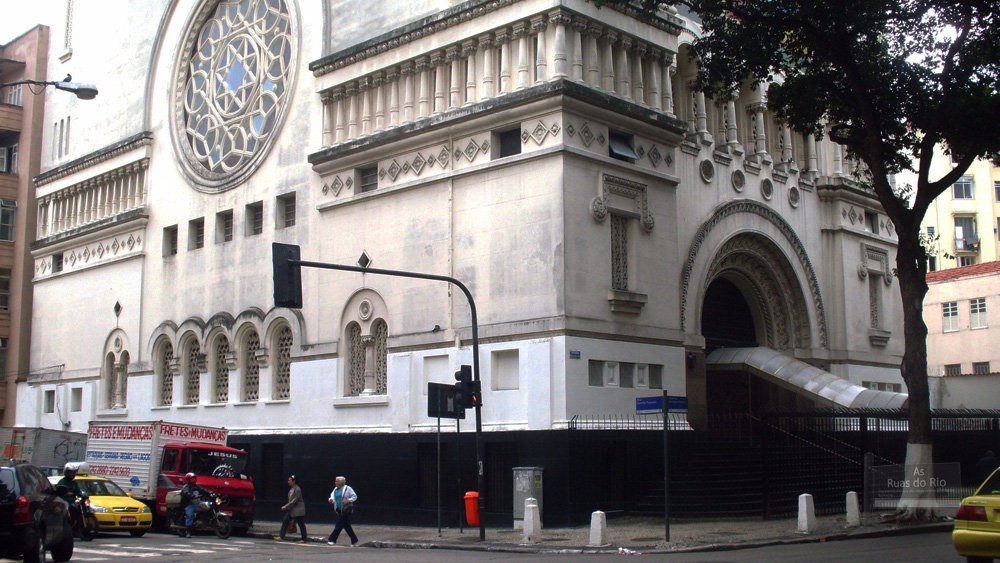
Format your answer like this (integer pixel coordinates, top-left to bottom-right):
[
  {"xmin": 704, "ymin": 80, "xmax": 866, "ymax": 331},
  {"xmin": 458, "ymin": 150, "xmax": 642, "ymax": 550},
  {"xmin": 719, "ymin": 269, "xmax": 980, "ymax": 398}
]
[
  {"xmin": 213, "ymin": 336, "xmax": 230, "ymax": 403},
  {"xmin": 346, "ymin": 322, "xmax": 364, "ymax": 396},
  {"xmin": 372, "ymin": 319, "xmax": 387, "ymax": 395},
  {"xmin": 118, "ymin": 351, "xmax": 129, "ymax": 408},
  {"xmin": 241, "ymin": 329, "xmax": 260, "ymax": 402},
  {"xmin": 157, "ymin": 340, "xmax": 174, "ymax": 406},
  {"xmin": 273, "ymin": 325, "xmax": 292, "ymax": 400},
  {"xmin": 184, "ymin": 338, "xmax": 201, "ymax": 405}
]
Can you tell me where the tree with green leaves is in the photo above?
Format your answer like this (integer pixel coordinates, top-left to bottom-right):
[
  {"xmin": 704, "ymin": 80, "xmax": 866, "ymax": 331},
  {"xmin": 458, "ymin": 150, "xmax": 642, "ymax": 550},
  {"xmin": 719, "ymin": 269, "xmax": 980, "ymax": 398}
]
[{"xmin": 600, "ymin": 0, "xmax": 999, "ymax": 519}]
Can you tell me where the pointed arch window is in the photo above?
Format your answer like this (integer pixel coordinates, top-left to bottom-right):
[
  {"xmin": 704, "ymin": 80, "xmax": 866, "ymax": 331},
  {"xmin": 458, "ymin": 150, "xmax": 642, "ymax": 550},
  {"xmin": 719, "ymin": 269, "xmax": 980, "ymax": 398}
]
[
  {"xmin": 241, "ymin": 329, "xmax": 260, "ymax": 402},
  {"xmin": 184, "ymin": 339, "xmax": 201, "ymax": 405},
  {"xmin": 273, "ymin": 325, "xmax": 292, "ymax": 400},
  {"xmin": 158, "ymin": 341, "xmax": 174, "ymax": 406},
  {"xmin": 213, "ymin": 336, "xmax": 230, "ymax": 403}
]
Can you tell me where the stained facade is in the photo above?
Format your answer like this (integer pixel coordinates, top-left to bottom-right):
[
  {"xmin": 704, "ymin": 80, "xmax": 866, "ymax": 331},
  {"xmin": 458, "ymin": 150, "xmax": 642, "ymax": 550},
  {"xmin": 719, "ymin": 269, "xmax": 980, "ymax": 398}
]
[{"xmin": 17, "ymin": 0, "xmax": 906, "ymax": 520}]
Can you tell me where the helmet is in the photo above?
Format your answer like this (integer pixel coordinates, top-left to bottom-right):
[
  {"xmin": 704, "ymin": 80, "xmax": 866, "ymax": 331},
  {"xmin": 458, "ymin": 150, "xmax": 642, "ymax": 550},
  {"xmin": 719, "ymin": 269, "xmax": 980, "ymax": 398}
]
[{"xmin": 184, "ymin": 472, "xmax": 197, "ymax": 483}]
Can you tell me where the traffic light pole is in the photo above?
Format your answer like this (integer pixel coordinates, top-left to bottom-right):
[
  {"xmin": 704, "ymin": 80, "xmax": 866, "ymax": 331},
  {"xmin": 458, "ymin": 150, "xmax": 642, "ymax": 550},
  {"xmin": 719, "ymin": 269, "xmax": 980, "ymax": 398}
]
[{"xmin": 290, "ymin": 258, "xmax": 487, "ymax": 541}]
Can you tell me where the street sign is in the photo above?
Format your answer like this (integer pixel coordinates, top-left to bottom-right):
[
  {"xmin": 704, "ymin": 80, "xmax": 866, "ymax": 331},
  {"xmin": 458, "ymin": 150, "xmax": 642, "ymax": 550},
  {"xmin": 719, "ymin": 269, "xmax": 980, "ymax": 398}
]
[
  {"xmin": 636, "ymin": 395, "xmax": 688, "ymax": 414},
  {"xmin": 428, "ymin": 382, "xmax": 465, "ymax": 419}
]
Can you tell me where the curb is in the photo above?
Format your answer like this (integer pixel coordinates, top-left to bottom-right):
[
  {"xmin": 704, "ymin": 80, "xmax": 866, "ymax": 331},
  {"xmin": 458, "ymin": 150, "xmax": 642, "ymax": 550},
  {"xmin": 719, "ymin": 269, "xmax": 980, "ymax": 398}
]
[{"xmin": 245, "ymin": 521, "xmax": 953, "ymax": 554}]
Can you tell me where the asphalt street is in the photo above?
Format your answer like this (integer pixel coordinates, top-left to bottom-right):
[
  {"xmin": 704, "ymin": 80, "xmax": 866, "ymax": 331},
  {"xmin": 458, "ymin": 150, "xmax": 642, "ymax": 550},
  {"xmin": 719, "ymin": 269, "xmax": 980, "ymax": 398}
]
[{"xmin": 0, "ymin": 528, "xmax": 961, "ymax": 562}]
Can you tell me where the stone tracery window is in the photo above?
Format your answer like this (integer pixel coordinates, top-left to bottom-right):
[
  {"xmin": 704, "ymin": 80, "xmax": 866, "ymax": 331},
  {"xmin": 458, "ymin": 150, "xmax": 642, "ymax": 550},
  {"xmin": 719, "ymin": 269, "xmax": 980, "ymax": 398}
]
[
  {"xmin": 173, "ymin": 0, "xmax": 295, "ymax": 190},
  {"xmin": 372, "ymin": 319, "xmax": 388, "ymax": 395},
  {"xmin": 184, "ymin": 339, "xmax": 201, "ymax": 405},
  {"xmin": 241, "ymin": 329, "xmax": 260, "ymax": 401},
  {"xmin": 213, "ymin": 336, "xmax": 230, "ymax": 403},
  {"xmin": 273, "ymin": 325, "xmax": 292, "ymax": 400},
  {"xmin": 346, "ymin": 322, "xmax": 364, "ymax": 396},
  {"xmin": 610, "ymin": 214, "xmax": 629, "ymax": 291},
  {"xmin": 158, "ymin": 341, "xmax": 174, "ymax": 406}
]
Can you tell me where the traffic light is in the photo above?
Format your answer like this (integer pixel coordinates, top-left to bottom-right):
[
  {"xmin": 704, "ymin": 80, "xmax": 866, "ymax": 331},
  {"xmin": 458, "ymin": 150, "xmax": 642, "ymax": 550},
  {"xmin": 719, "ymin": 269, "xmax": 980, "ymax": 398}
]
[
  {"xmin": 272, "ymin": 243, "xmax": 303, "ymax": 308},
  {"xmin": 454, "ymin": 364, "xmax": 472, "ymax": 410}
]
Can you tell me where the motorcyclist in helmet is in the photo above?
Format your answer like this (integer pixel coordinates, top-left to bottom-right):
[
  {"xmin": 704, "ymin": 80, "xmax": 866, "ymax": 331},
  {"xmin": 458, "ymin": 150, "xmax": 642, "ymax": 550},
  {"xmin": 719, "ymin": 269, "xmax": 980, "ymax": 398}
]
[
  {"xmin": 56, "ymin": 463, "xmax": 88, "ymax": 535},
  {"xmin": 179, "ymin": 472, "xmax": 213, "ymax": 537}
]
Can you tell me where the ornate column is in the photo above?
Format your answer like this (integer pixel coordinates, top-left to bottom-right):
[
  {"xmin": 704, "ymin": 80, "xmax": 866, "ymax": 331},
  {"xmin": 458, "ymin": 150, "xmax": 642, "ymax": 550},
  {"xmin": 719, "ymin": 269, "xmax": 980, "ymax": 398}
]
[
  {"xmin": 432, "ymin": 51, "xmax": 447, "ymax": 115},
  {"xmin": 695, "ymin": 90, "xmax": 708, "ymax": 134},
  {"xmin": 479, "ymin": 34, "xmax": 494, "ymax": 100},
  {"xmin": 513, "ymin": 21, "xmax": 529, "ymax": 90},
  {"xmin": 346, "ymin": 82, "xmax": 358, "ymax": 140},
  {"xmin": 113, "ymin": 359, "xmax": 127, "ymax": 409},
  {"xmin": 332, "ymin": 87, "xmax": 346, "ymax": 144},
  {"xmin": 616, "ymin": 36, "xmax": 631, "ymax": 100},
  {"xmin": 416, "ymin": 56, "xmax": 431, "ymax": 119},
  {"xmin": 781, "ymin": 124, "xmax": 795, "ymax": 170},
  {"xmin": 751, "ymin": 103, "xmax": 768, "ymax": 158},
  {"xmin": 387, "ymin": 68, "xmax": 400, "ymax": 128},
  {"xmin": 662, "ymin": 55, "xmax": 675, "ymax": 117},
  {"xmin": 359, "ymin": 76, "xmax": 372, "ymax": 136},
  {"xmin": 446, "ymin": 46, "xmax": 461, "ymax": 110},
  {"xmin": 632, "ymin": 42, "xmax": 646, "ymax": 105},
  {"xmin": 462, "ymin": 40, "xmax": 477, "ymax": 105},
  {"xmin": 586, "ymin": 23, "xmax": 602, "ymax": 87},
  {"xmin": 725, "ymin": 96, "xmax": 743, "ymax": 153},
  {"xmin": 833, "ymin": 142, "xmax": 844, "ymax": 175},
  {"xmin": 806, "ymin": 133, "xmax": 819, "ymax": 178},
  {"xmin": 361, "ymin": 335, "xmax": 376, "ymax": 396},
  {"xmin": 551, "ymin": 11, "xmax": 570, "ymax": 80},
  {"xmin": 570, "ymin": 18, "xmax": 586, "ymax": 82},
  {"xmin": 646, "ymin": 48, "xmax": 661, "ymax": 110},
  {"xmin": 321, "ymin": 92, "xmax": 332, "ymax": 146},
  {"xmin": 601, "ymin": 29, "xmax": 616, "ymax": 92},
  {"xmin": 373, "ymin": 71, "xmax": 385, "ymax": 133},
  {"xmin": 497, "ymin": 28, "xmax": 511, "ymax": 95},
  {"xmin": 401, "ymin": 62, "xmax": 415, "ymax": 124},
  {"xmin": 531, "ymin": 15, "xmax": 547, "ymax": 84}
]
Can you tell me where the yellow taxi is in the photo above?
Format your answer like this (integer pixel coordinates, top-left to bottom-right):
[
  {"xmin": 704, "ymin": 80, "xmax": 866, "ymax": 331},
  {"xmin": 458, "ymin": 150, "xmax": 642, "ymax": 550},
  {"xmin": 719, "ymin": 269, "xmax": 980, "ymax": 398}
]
[
  {"xmin": 953, "ymin": 467, "xmax": 1000, "ymax": 561},
  {"xmin": 49, "ymin": 474, "xmax": 153, "ymax": 536}
]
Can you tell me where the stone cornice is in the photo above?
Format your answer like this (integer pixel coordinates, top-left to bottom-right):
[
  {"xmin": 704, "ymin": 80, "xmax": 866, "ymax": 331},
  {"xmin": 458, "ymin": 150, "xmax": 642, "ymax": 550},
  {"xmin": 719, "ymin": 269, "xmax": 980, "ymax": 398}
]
[
  {"xmin": 34, "ymin": 131, "xmax": 153, "ymax": 187},
  {"xmin": 309, "ymin": 0, "xmax": 682, "ymax": 77}
]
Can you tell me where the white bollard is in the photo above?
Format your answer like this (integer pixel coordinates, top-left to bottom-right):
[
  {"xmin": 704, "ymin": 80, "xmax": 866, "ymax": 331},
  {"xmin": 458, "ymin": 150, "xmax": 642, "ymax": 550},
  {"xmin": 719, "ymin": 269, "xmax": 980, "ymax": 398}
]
[
  {"xmin": 845, "ymin": 491, "xmax": 860, "ymax": 527},
  {"xmin": 589, "ymin": 510, "xmax": 607, "ymax": 547},
  {"xmin": 522, "ymin": 497, "xmax": 541, "ymax": 543},
  {"xmin": 797, "ymin": 493, "xmax": 816, "ymax": 533}
]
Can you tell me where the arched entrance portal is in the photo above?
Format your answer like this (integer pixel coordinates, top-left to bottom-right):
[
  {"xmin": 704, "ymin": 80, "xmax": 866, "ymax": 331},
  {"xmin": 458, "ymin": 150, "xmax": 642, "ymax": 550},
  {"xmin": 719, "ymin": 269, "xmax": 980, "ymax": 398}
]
[{"xmin": 698, "ymin": 233, "xmax": 814, "ymax": 416}]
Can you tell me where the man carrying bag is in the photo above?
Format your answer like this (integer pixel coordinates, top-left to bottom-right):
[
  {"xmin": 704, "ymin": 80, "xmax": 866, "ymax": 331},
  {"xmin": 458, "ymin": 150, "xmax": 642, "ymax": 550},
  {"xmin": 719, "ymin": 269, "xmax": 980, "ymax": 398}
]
[{"xmin": 326, "ymin": 476, "xmax": 359, "ymax": 546}]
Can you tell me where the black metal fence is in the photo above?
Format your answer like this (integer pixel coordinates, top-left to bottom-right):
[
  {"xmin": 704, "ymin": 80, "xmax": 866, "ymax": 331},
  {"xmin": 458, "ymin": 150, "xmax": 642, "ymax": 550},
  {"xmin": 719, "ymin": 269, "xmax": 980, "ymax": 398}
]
[{"xmin": 567, "ymin": 409, "xmax": 1000, "ymax": 520}]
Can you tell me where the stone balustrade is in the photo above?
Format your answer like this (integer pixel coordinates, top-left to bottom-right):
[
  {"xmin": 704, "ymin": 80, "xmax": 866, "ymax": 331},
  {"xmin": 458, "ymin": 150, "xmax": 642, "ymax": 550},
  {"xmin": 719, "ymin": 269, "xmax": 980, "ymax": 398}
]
[{"xmin": 37, "ymin": 159, "xmax": 148, "ymax": 238}]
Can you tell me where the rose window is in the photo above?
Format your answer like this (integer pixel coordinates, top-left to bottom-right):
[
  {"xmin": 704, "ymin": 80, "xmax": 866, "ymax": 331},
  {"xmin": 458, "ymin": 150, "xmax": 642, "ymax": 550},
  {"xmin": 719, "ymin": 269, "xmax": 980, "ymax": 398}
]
[{"xmin": 173, "ymin": 0, "xmax": 295, "ymax": 190}]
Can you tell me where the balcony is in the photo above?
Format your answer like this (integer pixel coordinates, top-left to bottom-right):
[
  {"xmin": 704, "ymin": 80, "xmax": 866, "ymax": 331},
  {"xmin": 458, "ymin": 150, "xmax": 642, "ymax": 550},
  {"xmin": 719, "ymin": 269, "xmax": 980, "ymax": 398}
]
[
  {"xmin": 955, "ymin": 236, "xmax": 980, "ymax": 253},
  {"xmin": 37, "ymin": 159, "xmax": 149, "ymax": 240},
  {"xmin": 0, "ymin": 103, "xmax": 22, "ymax": 133}
]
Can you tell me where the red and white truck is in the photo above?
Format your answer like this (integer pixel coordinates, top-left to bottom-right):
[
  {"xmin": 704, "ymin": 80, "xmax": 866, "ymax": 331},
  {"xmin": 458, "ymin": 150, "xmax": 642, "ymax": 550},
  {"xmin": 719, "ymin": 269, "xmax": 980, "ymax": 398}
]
[{"xmin": 85, "ymin": 421, "xmax": 255, "ymax": 531}]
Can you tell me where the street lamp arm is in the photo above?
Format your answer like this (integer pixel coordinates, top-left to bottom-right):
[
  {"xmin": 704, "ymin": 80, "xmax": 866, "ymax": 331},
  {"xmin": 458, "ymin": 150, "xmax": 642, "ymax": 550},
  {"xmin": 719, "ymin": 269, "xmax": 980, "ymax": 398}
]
[{"xmin": 1, "ymin": 79, "xmax": 98, "ymax": 100}]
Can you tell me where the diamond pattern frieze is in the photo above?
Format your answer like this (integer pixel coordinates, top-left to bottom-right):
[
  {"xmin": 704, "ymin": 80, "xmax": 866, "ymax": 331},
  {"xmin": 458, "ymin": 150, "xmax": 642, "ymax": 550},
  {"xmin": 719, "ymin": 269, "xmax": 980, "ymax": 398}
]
[
  {"xmin": 427, "ymin": 153, "xmax": 437, "ymax": 168},
  {"xmin": 111, "ymin": 239, "xmax": 121, "ymax": 253},
  {"xmin": 596, "ymin": 133, "xmax": 607, "ymax": 146},
  {"xmin": 549, "ymin": 123, "xmax": 560, "ymax": 136},
  {"xmin": 636, "ymin": 145, "xmax": 646, "ymax": 159},
  {"xmin": 331, "ymin": 176, "xmax": 344, "ymax": 195},
  {"xmin": 378, "ymin": 167, "xmax": 387, "ymax": 180},
  {"xmin": 530, "ymin": 122, "xmax": 549, "ymax": 145},
  {"xmin": 83, "ymin": 247, "xmax": 91, "ymax": 261},
  {"xmin": 127, "ymin": 234, "xmax": 136, "ymax": 250},
  {"xmin": 521, "ymin": 129, "xmax": 531, "ymax": 144},
  {"xmin": 566, "ymin": 123, "xmax": 576, "ymax": 137},
  {"xmin": 579, "ymin": 123, "xmax": 595, "ymax": 147},
  {"xmin": 387, "ymin": 160, "xmax": 402, "ymax": 181},
  {"xmin": 648, "ymin": 145, "xmax": 662, "ymax": 167},
  {"xmin": 438, "ymin": 147, "xmax": 450, "ymax": 166},
  {"xmin": 411, "ymin": 154, "xmax": 426, "ymax": 175},
  {"xmin": 848, "ymin": 207, "xmax": 858, "ymax": 225}
]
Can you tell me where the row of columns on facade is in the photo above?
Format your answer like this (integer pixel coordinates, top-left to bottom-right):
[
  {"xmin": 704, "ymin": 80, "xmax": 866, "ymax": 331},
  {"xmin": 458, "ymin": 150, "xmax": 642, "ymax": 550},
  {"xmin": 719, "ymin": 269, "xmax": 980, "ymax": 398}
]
[
  {"xmin": 37, "ymin": 160, "xmax": 148, "ymax": 238},
  {"xmin": 320, "ymin": 10, "xmax": 681, "ymax": 146},
  {"xmin": 317, "ymin": 10, "xmax": 846, "ymax": 180}
]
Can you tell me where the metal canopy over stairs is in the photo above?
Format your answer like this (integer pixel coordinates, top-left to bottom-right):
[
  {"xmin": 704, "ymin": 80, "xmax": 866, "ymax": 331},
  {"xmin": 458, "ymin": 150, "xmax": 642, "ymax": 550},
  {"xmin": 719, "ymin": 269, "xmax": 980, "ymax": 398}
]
[{"xmin": 706, "ymin": 347, "xmax": 909, "ymax": 409}]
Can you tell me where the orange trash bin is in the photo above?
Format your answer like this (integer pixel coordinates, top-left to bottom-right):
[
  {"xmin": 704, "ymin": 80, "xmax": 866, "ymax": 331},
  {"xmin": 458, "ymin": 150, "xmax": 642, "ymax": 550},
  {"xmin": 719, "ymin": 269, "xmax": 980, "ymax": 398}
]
[{"xmin": 464, "ymin": 491, "xmax": 480, "ymax": 526}]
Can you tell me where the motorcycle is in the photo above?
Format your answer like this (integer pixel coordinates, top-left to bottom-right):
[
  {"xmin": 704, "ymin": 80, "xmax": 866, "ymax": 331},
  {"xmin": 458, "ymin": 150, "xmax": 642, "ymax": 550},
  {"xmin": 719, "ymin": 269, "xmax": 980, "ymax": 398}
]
[
  {"xmin": 167, "ymin": 493, "xmax": 232, "ymax": 539},
  {"xmin": 71, "ymin": 496, "xmax": 98, "ymax": 541}
]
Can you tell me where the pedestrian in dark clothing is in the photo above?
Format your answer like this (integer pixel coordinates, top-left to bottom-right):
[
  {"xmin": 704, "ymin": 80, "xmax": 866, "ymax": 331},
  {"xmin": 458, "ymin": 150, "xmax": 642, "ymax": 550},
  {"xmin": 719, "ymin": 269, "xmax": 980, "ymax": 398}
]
[
  {"xmin": 278, "ymin": 475, "xmax": 307, "ymax": 541},
  {"xmin": 326, "ymin": 476, "xmax": 359, "ymax": 546},
  {"xmin": 976, "ymin": 450, "xmax": 999, "ymax": 484}
]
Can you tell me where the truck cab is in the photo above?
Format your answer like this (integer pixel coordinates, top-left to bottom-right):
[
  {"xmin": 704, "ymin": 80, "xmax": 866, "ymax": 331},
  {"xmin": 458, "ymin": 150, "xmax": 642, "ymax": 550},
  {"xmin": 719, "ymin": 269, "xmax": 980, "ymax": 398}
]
[{"xmin": 156, "ymin": 443, "xmax": 254, "ymax": 531}]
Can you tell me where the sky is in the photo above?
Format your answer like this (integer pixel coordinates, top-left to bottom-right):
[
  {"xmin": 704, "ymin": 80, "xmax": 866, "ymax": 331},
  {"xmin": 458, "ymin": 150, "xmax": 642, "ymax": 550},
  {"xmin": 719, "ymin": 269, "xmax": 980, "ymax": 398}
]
[{"xmin": 0, "ymin": 0, "xmax": 61, "ymax": 45}]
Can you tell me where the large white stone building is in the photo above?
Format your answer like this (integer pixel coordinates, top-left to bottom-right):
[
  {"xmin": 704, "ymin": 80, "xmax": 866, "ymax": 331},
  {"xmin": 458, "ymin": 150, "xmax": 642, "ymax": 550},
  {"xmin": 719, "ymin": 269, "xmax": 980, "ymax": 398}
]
[{"xmin": 16, "ymin": 0, "xmax": 906, "ymax": 522}]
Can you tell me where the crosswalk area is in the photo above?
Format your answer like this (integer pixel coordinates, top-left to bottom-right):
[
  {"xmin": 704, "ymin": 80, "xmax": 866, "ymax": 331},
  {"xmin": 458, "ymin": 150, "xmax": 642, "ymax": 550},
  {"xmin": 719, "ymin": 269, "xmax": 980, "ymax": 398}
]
[{"xmin": 70, "ymin": 538, "xmax": 258, "ymax": 561}]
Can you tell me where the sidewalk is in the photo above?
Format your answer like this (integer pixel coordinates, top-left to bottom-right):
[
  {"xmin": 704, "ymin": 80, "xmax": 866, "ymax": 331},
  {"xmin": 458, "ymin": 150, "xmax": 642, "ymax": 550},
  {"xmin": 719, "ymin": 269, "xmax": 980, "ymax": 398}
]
[{"xmin": 248, "ymin": 514, "xmax": 954, "ymax": 554}]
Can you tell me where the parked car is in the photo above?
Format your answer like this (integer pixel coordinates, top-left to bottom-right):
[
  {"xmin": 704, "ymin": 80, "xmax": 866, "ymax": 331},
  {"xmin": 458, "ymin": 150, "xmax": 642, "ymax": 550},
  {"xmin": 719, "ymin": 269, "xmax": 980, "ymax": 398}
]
[
  {"xmin": 0, "ymin": 462, "xmax": 74, "ymax": 562},
  {"xmin": 953, "ymin": 467, "xmax": 1000, "ymax": 562},
  {"xmin": 48, "ymin": 473, "xmax": 153, "ymax": 536}
]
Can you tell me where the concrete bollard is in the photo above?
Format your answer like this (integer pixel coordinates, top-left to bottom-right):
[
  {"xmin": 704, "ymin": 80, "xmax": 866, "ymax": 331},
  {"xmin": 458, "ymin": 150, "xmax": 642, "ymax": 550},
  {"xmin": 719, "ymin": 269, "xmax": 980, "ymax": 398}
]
[
  {"xmin": 797, "ymin": 493, "xmax": 816, "ymax": 533},
  {"xmin": 589, "ymin": 510, "xmax": 607, "ymax": 547},
  {"xmin": 522, "ymin": 498, "xmax": 541, "ymax": 543},
  {"xmin": 845, "ymin": 491, "xmax": 860, "ymax": 527}
]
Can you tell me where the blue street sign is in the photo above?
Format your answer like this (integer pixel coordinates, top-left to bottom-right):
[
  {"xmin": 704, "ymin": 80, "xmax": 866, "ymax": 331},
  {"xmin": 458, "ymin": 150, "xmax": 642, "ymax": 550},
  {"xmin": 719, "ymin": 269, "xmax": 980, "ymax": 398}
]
[{"xmin": 636, "ymin": 395, "xmax": 688, "ymax": 414}]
